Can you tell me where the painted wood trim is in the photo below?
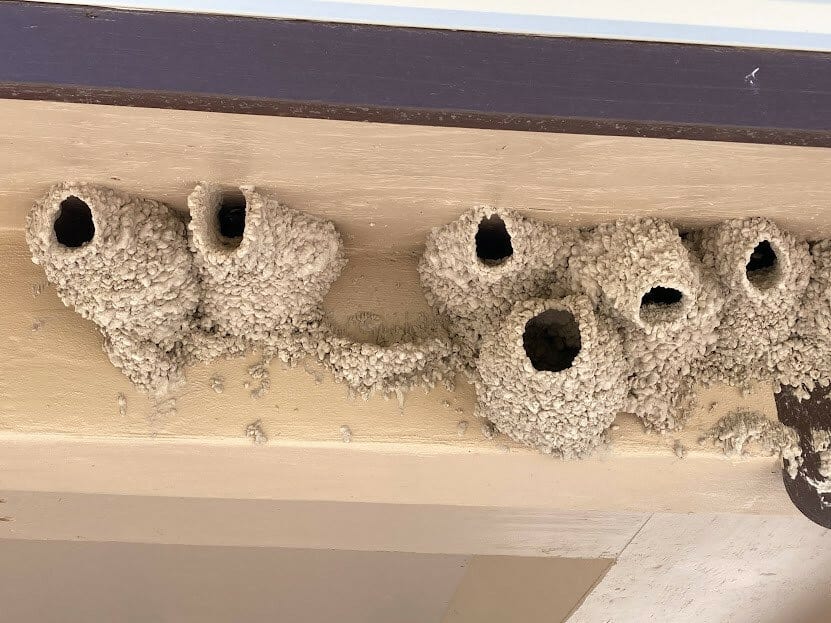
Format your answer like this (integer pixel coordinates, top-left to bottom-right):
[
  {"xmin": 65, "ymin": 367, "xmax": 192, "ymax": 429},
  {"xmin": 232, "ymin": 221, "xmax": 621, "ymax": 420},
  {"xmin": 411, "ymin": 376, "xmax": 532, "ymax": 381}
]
[
  {"xmin": 3, "ymin": 100, "xmax": 831, "ymax": 241},
  {"xmin": 3, "ymin": 3, "xmax": 831, "ymax": 147},
  {"xmin": 0, "ymin": 434, "xmax": 798, "ymax": 516},
  {"xmin": 0, "ymin": 490, "xmax": 643, "ymax": 558},
  {"xmin": 0, "ymin": 99, "xmax": 811, "ymax": 520}
]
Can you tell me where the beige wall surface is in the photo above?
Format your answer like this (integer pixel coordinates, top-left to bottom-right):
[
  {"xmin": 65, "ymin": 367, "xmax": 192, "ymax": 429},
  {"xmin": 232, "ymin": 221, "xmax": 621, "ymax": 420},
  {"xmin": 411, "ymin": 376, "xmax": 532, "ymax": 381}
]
[
  {"xmin": 443, "ymin": 556, "xmax": 612, "ymax": 623},
  {"xmin": 0, "ymin": 539, "xmax": 469, "ymax": 623}
]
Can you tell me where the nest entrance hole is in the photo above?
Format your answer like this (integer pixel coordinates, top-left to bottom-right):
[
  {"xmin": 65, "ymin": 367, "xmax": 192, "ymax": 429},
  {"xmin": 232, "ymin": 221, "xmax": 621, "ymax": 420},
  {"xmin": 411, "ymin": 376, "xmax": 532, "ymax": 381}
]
[
  {"xmin": 217, "ymin": 190, "xmax": 246, "ymax": 246},
  {"xmin": 746, "ymin": 240, "xmax": 779, "ymax": 290},
  {"xmin": 475, "ymin": 215, "xmax": 513, "ymax": 265},
  {"xmin": 54, "ymin": 196, "xmax": 94, "ymax": 248},
  {"xmin": 641, "ymin": 286, "xmax": 683, "ymax": 307},
  {"xmin": 523, "ymin": 309, "xmax": 582, "ymax": 372},
  {"xmin": 639, "ymin": 286, "xmax": 684, "ymax": 324}
]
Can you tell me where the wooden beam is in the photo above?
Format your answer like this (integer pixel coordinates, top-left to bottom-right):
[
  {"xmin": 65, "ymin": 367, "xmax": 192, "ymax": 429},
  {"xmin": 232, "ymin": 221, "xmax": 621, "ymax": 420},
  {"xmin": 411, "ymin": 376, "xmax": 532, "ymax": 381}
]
[
  {"xmin": 0, "ymin": 98, "xmax": 813, "ymax": 520},
  {"xmin": 0, "ymin": 539, "xmax": 468, "ymax": 623},
  {"xmin": 3, "ymin": 100, "xmax": 831, "ymax": 241},
  {"xmin": 0, "ymin": 491, "xmax": 642, "ymax": 558},
  {"xmin": 0, "ymin": 433, "xmax": 797, "ymax": 517}
]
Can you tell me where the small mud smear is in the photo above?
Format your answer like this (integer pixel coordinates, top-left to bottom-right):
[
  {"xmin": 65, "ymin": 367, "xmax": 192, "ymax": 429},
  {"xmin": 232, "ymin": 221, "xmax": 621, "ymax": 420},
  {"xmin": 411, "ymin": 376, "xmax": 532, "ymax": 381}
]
[
  {"xmin": 151, "ymin": 396, "xmax": 177, "ymax": 422},
  {"xmin": 700, "ymin": 409, "xmax": 803, "ymax": 478},
  {"xmin": 31, "ymin": 318, "xmax": 45, "ymax": 332},
  {"xmin": 210, "ymin": 376, "xmax": 224, "ymax": 394},
  {"xmin": 302, "ymin": 361, "xmax": 325, "ymax": 385},
  {"xmin": 247, "ymin": 360, "xmax": 271, "ymax": 399},
  {"xmin": 245, "ymin": 419, "xmax": 268, "ymax": 444},
  {"xmin": 117, "ymin": 392, "xmax": 127, "ymax": 417},
  {"xmin": 344, "ymin": 311, "xmax": 384, "ymax": 342},
  {"xmin": 339, "ymin": 424, "xmax": 352, "ymax": 443}
]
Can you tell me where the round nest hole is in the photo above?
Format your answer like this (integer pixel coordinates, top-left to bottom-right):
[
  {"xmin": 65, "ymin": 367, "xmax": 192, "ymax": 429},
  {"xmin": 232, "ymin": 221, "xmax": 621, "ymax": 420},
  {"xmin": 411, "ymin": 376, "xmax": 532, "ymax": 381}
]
[
  {"xmin": 746, "ymin": 240, "xmax": 779, "ymax": 289},
  {"xmin": 54, "ymin": 196, "xmax": 94, "ymax": 248},
  {"xmin": 523, "ymin": 309, "xmax": 582, "ymax": 372},
  {"xmin": 639, "ymin": 286, "xmax": 684, "ymax": 323},
  {"xmin": 475, "ymin": 214, "xmax": 513, "ymax": 265},
  {"xmin": 216, "ymin": 190, "xmax": 246, "ymax": 245},
  {"xmin": 641, "ymin": 286, "xmax": 683, "ymax": 307}
]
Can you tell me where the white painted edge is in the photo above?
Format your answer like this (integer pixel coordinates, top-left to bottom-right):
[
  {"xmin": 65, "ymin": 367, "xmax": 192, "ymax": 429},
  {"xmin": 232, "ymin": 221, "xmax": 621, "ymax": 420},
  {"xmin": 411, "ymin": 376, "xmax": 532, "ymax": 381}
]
[{"xmin": 27, "ymin": 0, "xmax": 831, "ymax": 52}]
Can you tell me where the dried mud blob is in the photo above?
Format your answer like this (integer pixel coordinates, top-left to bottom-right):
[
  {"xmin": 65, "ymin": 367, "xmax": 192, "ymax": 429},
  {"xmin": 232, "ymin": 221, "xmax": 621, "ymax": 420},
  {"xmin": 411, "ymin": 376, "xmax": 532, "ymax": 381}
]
[
  {"xmin": 778, "ymin": 240, "xmax": 831, "ymax": 399},
  {"xmin": 475, "ymin": 296, "xmax": 627, "ymax": 458},
  {"xmin": 694, "ymin": 217, "xmax": 812, "ymax": 387},
  {"xmin": 569, "ymin": 218, "xmax": 723, "ymax": 431},
  {"xmin": 187, "ymin": 183, "xmax": 347, "ymax": 354},
  {"xmin": 26, "ymin": 183, "xmax": 199, "ymax": 394},
  {"xmin": 419, "ymin": 206, "xmax": 575, "ymax": 372}
]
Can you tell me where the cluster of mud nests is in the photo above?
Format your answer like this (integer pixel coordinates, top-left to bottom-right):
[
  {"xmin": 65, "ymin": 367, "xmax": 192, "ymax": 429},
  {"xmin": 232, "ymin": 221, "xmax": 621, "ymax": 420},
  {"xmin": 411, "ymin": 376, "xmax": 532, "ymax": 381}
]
[
  {"xmin": 421, "ymin": 208, "xmax": 824, "ymax": 457},
  {"xmin": 27, "ymin": 186, "xmax": 828, "ymax": 458}
]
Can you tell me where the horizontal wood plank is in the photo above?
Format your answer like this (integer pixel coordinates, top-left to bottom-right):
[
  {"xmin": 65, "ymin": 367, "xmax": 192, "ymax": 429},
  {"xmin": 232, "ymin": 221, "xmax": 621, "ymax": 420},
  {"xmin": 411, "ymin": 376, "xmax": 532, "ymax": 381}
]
[
  {"xmin": 0, "ymin": 491, "xmax": 642, "ymax": 558},
  {"xmin": 0, "ymin": 99, "xmax": 811, "ymax": 518},
  {"xmin": 3, "ymin": 100, "xmax": 831, "ymax": 244},
  {"xmin": 0, "ymin": 434, "xmax": 796, "ymax": 516}
]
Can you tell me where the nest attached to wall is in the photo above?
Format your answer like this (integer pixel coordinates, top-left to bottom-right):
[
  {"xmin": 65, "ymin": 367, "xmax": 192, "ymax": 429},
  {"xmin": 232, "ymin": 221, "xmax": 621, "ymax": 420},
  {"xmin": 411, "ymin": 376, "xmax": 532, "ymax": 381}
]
[
  {"xmin": 475, "ymin": 296, "xmax": 628, "ymax": 458},
  {"xmin": 27, "ymin": 182, "xmax": 199, "ymax": 395},
  {"xmin": 418, "ymin": 206, "xmax": 574, "ymax": 372},
  {"xmin": 28, "ymin": 184, "xmax": 831, "ymax": 459}
]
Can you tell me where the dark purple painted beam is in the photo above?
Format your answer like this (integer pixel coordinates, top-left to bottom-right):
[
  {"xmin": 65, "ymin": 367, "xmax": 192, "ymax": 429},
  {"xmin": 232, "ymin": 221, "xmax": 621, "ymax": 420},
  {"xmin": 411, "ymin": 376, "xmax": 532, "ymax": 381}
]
[{"xmin": 1, "ymin": 2, "xmax": 831, "ymax": 146}]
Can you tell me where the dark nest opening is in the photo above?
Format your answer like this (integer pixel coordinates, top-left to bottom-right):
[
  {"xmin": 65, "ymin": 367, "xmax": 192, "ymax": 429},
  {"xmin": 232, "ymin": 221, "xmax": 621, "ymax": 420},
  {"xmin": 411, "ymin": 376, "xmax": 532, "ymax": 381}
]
[
  {"xmin": 54, "ymin": 196, "xmax": 94, "ymax": 248},
  {"xmin": 641, "ymin": 286, "xmax": 683, "ymax": 308},
  {"xmin": 217, "ymin": 190, "xmax": 246, "ymax": 245},
  {"xmin": 746, "ymin": 240, "xmax": 778, "ymax": 289},
  {"xmin": 475, "ymin": 214, "xmax": 513, "ymax": 265},
  {"xmin": 523, "ymin": 309, "xmax": 582, "ymax": 372},
  {"xmin": 639, "ymin": 286, "xmax": 684, "ymax": 323}
]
